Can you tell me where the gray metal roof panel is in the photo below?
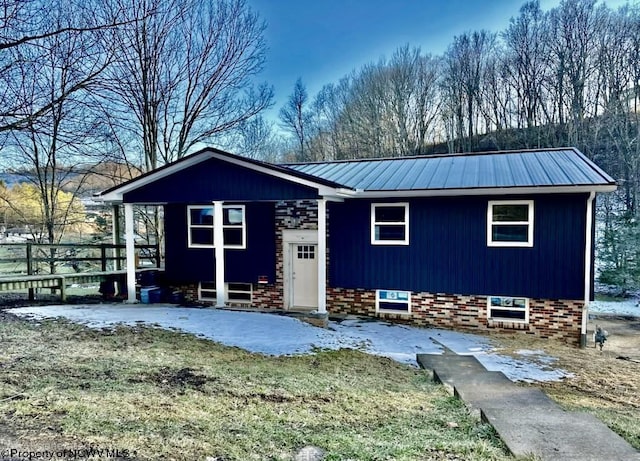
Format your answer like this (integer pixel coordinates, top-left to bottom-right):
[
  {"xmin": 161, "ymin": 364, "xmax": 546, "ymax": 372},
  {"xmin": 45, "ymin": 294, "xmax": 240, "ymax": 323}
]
[
  {"xmin": 284, "ymin": 148, "xmax": 615, "ymax": 192},
  {"xmin": 554, "ymin": 150, "xmax": 601, "ymax": 183}
]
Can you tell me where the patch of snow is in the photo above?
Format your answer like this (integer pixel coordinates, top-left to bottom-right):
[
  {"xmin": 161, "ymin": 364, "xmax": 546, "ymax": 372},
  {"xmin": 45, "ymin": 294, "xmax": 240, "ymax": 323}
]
[
  {"xmin": 514, "ymin": 349, "xmax": 558, "ymax": 365},
  {"xmin": 478, "ymin": 353, "xmax": 571, "ymax": 383},
  {"xmin": 590, "ymin": 299, "xmax": 640, "ymax": 317},
  {"xmin": 8, "ymin": 305, "xmax": 572, "ymax": 383}
]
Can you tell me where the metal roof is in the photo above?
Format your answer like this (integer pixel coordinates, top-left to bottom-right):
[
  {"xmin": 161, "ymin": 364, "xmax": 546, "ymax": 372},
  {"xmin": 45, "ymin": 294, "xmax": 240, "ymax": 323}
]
[{"xmin": 284, "ymin": 148, "xmax": 616, "ymax": 192}]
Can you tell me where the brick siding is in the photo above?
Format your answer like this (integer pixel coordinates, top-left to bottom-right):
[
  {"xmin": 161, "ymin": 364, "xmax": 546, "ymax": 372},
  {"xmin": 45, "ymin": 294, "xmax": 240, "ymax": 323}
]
[{"xmin": 327, "ymin": 287, "xmax": 583, "ymax": 344}]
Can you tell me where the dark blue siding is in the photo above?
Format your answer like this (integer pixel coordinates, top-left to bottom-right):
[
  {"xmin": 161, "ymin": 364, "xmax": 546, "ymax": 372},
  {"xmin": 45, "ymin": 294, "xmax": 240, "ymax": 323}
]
[
  {"xmin": 164, "ymin": 203, "xmax": 276, "ymax": 284},
  {"xmin": 124, "ymin": 158, "xmax": 319, "ymax": 203},
  {"xmin": 328, "ymin": 194, "xmax": 588, "ymax": 300}
]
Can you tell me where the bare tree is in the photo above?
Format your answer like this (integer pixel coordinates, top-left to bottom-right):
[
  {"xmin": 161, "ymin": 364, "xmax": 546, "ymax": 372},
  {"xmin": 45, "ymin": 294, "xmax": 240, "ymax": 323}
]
[
  {"xmin": 0, "ymin": 0, "xmax": 128, "ymax": 133},
  {"xmin": 502, "ymin": 1, "xmax": 552, "ymax": 137},
  {"xmin": 0, "ymin": 0, "xmax": 116, "ymax": 275},
  {"xmin": 279, "ymin": 78, "xmax": 312, "ymax": 161},
  {"xmin": 546, "ymin": 0, "xmax": 606, "ymax": 147},
  {"xmin": 381, "ymin": 46, "xmax": 441, "ymax": 155},
  {"xmin": 311, "ymin": 81, "xmax": 348, "ymax": 160},
  {"xmin": 442, "ymin": 30, "xmax": 496, "ymax": 152},
  {"xmin": 413, "ymin": 52, "xmax": 442, "ymax": 154},
  {"xmin": 106, "ymin": 0, "xmax": 272, "ymax": 171},
  {"xmin": 304, "ymin": 47, "xmax": 441, "ymax": 160},
  {"xmin": 229, "ymin": 115, "xmax": 280, "ymax": 162}
]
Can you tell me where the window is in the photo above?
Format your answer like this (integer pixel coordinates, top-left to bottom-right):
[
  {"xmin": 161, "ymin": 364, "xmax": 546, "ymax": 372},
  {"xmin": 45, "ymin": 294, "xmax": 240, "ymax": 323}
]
[
  {"xmin": 376, "ymin": 289, "xmax": 411, "ymax": 314},
  {"xmin": 199, "ymin": 282, "xmax": 252, "ymax": 304},
  {"xmin": 488, "ymin": 296, "xmax": 529, "ymax": 323},
  {"xmin": 297, "ymin": 245, "xmax": 315, "ymax": 259},
  {"xmin": 371, "ymin": 203, "xmax": 409, "ymax": 245},
  {"xmin": 487, "ymin": 200, "xmax": 533, "ymax": 247},
  {"xmin": 188, "ymin": 205, "xmax": 246, "ymax": 249}
]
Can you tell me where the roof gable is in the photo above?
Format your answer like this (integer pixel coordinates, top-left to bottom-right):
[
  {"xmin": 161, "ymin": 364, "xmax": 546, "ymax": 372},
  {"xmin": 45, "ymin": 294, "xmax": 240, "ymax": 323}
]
[
  {"xmin": 123, "ymin": 156, "xmax": 321, "ymax": 203},
  {"xmin": 99, "ymin": 148, "xmax": 351, "ymax": 203}
]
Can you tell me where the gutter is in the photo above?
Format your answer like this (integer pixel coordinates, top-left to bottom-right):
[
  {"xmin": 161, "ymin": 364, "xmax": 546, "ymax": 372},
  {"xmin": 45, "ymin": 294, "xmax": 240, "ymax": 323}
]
[{"xmin": 581, "ymin": 191, "xmax": 596, "ymax": 348}]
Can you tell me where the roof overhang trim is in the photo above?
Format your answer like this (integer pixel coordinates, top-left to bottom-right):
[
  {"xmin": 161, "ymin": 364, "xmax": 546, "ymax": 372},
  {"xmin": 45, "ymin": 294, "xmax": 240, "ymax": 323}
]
[{"xmin": 351, "ymin": 184, "xmax": 617, "ymax": 198}]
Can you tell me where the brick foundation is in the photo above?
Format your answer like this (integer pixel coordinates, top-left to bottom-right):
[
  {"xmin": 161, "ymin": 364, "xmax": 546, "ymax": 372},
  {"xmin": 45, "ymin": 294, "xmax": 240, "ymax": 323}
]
[
  {"xmin": 251, "ymin": 283, "xmax": 281, "ymax": 308},
  {"xmin": 175, "ymin": 284, "xmax": 582, "ymax": 343},
  {"xmin": 327, "ymin": 287, "xmax": 583, "ymax": 344},
  {"xmin": 173, "ymin": 282, "xmax": 282, "ymax": 309}
]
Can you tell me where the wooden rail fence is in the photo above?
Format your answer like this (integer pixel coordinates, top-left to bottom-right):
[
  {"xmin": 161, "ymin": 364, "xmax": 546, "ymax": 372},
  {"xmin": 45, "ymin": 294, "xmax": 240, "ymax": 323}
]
[{"xmin": 0, "ymin": 243, "xmax": 161, "ymax": 301}]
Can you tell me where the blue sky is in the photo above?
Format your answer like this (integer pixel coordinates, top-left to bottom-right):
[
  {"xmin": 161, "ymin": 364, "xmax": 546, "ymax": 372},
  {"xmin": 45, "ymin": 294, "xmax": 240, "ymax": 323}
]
[{"xmin": 247, "ymin": 0, "xmax": 628, "ymax": 122}]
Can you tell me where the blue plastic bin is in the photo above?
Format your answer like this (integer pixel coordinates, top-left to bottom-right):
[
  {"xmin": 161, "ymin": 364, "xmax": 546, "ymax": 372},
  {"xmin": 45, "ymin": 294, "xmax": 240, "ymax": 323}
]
[{"xmin": 140, "ymin": 286, "xmax": 162, "ymax": 304}]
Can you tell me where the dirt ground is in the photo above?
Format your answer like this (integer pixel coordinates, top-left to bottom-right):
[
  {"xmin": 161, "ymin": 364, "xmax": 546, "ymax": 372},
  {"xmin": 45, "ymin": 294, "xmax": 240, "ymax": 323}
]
[{"xmin": 588, "ymin": 315, "xmax": 640, "ymax": 358}]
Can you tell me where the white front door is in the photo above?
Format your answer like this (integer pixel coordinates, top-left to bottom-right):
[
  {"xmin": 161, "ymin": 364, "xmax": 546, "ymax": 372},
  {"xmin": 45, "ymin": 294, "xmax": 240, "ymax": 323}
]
[{"xmin": 291, "ymin": 243, "xmax": 318, "ymax": 309}]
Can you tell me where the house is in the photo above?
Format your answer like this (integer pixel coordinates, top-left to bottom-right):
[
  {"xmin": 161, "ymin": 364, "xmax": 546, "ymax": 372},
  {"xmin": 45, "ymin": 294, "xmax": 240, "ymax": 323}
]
[{"xmin": 97, "ymin": 147, "xmax": 616, "ymax": 346}]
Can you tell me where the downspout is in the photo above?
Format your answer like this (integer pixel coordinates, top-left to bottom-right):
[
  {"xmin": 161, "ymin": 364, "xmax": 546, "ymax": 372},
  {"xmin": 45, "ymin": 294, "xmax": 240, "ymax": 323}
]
[{"xmin": 581, "ymin": 191, "xmax": 596, "ymax": 348}]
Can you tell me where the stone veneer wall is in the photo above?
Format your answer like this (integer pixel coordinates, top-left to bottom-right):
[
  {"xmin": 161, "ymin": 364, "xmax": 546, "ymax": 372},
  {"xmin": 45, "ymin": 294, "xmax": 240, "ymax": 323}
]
[
  {"xmin": 273, "ymin": 200, "xmax": 320, "ymax": 309},
  {"xmin": 327, "ymin": 287, "xmax": 584, "ymax": 344}
]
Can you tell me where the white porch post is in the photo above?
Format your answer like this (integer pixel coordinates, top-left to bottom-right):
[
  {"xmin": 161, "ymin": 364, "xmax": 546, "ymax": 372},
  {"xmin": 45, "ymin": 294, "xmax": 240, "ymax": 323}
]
[
  {"xmin": 112, "ymin": 205, "xmax": 122, "ymax": 270},
  {"xmin": 124, "ymin": 203, "xmax": 137, "ymax": 303},
  {"xmin": 317, "ymin": 198, "xmax": 327, "ymax": 314},
  {"xmin": 213, "ymin": 201, "xmax": 226, "ymax": 307}
]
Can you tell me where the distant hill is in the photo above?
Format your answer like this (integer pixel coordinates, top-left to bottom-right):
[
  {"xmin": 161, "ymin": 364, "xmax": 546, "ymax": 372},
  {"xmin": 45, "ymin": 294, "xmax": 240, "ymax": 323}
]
[
  {"xmin": 0, "ymin": 172, "xmax": 28, "ymax": 188},
  {"xmin": 0, "ymin": 163, "xmax": 141, "ymax": 198}
]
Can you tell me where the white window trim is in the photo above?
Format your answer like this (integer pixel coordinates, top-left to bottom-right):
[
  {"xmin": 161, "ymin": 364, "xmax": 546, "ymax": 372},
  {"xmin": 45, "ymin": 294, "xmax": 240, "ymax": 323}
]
[
  {"xmin": 375, "ymin": 289, "xmax": 412, "ymax": 315},
  {"xmin": 187, "ymin": 204, "xmax": 246, "ymax": 249},
  {"xmin": 487, "ymin": 200, "xmax": 534, "ymax": 247},
  {"xmin": 487, "ymin": 296, "xmax": 530, "ymax": 323},
  {"xmin": 371, "ymin": 202, "xmax": 409, "ymax": 245},
  {"xmin": 199, "ymin": 281, "xmax": 253, "ymax": 304}
]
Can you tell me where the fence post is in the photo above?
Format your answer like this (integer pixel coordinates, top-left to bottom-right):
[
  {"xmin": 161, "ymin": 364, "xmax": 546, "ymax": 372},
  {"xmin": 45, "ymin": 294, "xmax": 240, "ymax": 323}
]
[
  {"xmin": 155, "ymin": 243, "xmax": 161, "ymax": 268},
  {"xmin": 100, "ymin": 244, "xmax": 107, "ymax": 272},
  {"xmin": 26, "ymin": 243, "xmax": 34, "ymax": 301}
]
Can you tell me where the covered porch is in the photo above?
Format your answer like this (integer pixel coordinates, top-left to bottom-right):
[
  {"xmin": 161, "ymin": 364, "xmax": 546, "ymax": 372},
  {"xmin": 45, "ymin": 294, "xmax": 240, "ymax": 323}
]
[{"xmin": 97, "ymin": 149, "xmax": 353, "ymax": 313}]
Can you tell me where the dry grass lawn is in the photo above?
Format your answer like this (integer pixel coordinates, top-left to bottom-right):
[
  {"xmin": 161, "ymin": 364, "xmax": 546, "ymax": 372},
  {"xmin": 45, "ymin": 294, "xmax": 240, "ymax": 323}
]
[{"xmin": 0, "ymin": 312, "xmax": 511, "ymax": 461}]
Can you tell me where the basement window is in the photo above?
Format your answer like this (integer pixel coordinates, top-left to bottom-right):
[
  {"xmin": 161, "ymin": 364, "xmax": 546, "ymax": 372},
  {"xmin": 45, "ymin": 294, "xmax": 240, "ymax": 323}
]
[
  {"xmin": 198, "ymin": 282, "xmax": 252, "ymax": 304},
  {"xmin": 488, "ymin": 296, "xmax": 529, "ymax": 323},
  {"xmin": 376, "ymin": 289, "xmax": 411, "ymax": 314},
  {"xmin": 371, "ymin": 203, "xmax": 409, "ymax": 245},
  {"xmin": 487, "ymin": 200, "xmax": 533, "ymax": 247},
  {"xmin": 188, "ymin": 205, "xmax": 246, "ymax": 249}
]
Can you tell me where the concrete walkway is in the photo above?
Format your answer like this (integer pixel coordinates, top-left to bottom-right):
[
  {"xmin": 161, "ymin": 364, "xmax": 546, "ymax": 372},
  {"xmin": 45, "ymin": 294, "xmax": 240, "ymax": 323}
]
[{"xmin": 417, "ymin": 351, "xmax": 640, "ymax": 461}]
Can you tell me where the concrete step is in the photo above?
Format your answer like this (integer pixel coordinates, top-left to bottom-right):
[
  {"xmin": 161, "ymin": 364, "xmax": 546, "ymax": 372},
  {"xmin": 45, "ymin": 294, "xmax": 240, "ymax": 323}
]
[{"xmin": 417, "ymin": 353, "xmax": 489, "ymax": 391}]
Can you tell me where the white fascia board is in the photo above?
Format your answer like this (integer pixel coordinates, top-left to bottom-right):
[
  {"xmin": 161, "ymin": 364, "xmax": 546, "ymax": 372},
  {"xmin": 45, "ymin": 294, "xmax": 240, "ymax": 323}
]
[{"xmin": 353, "ymin": 184, "xmax": 617, "ymax": 198}]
